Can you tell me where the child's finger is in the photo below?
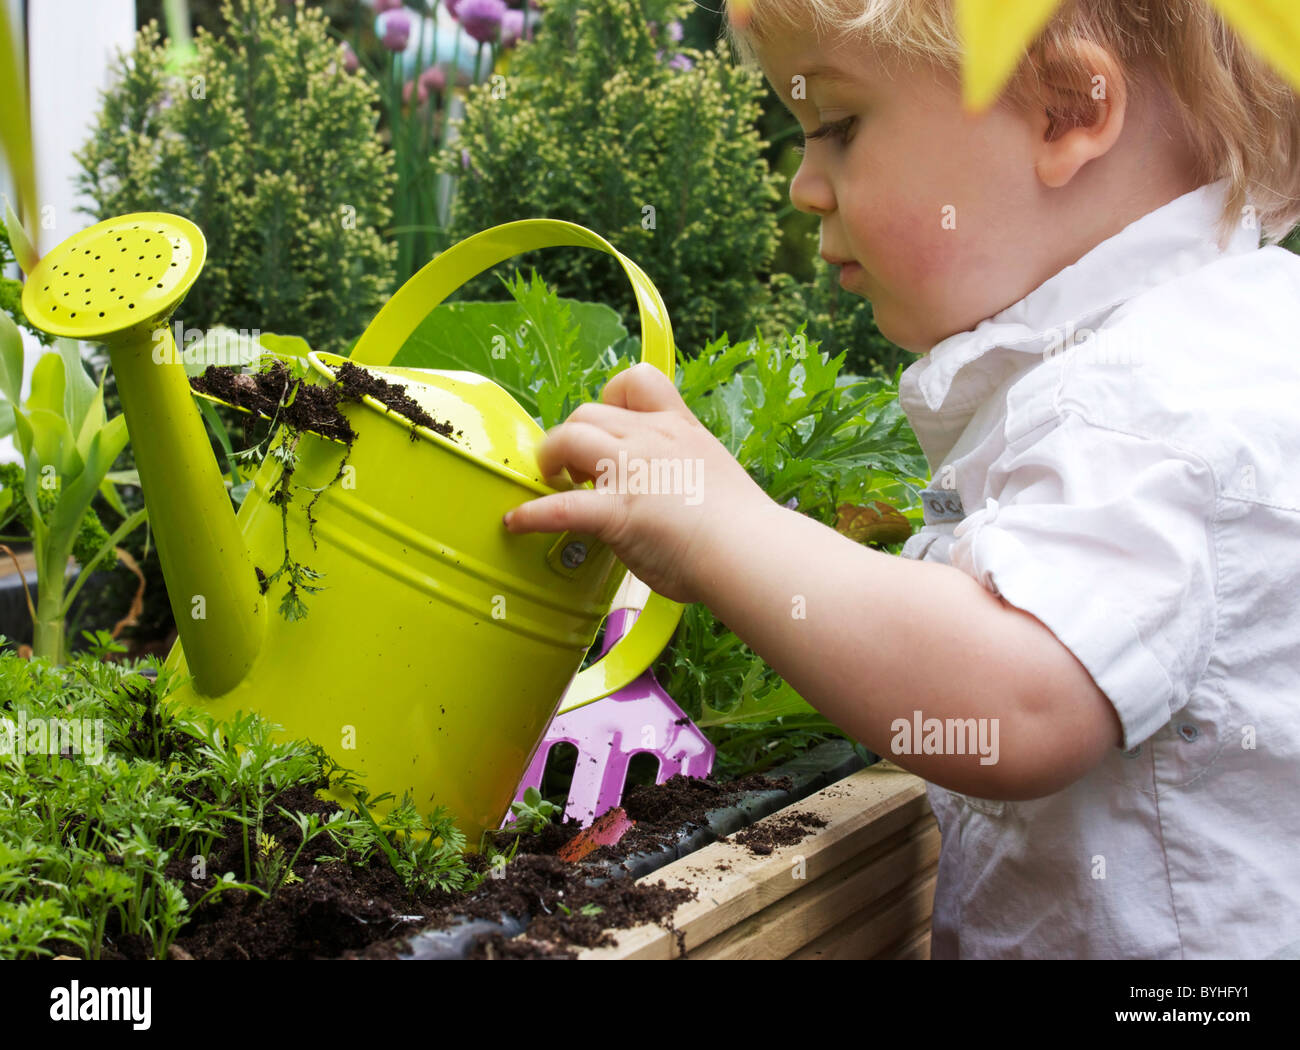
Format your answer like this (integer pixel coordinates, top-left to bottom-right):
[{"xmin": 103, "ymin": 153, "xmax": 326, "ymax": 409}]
[
  {"xmin": 502, "ymin": 488, "xmax": 619, "ymax": 539},
  {"xmin": 534, "ymin": 420, "xmax": 622, "ymax": 487},
  {"xmin": 600, "ymin": 362, "xmax": 687, "ymax": 414},
  {"xmin": 563, "ymin": 400, "xmax": 637, "ymax": 438}
]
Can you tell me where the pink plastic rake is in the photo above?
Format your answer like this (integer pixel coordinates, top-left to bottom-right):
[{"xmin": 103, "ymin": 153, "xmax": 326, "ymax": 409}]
[{"xmin": 510, "ymin": 574, "xmax": 715, "ymax": 827}]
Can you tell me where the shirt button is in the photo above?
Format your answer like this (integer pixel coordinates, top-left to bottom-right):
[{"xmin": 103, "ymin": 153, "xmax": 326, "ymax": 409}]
[
  {"xmin": 1177, "ymin": 723, "xmax": 1200, "ymax": 742},
  {"xmin": 1123, "ymin": 745, "xmax": 1142, "ymax": 758}
]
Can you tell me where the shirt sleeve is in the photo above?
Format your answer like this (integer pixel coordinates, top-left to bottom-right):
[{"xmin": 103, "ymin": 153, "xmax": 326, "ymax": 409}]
[{"xmin": 947, "ymin": 411, "xmax": 1218, "ymax": 750}]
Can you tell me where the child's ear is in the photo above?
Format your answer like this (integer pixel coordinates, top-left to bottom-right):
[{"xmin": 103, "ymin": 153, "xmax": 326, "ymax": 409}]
[{"xmin": 1028, "ymin": 37, "xmax": 1128, "ymax": 189}]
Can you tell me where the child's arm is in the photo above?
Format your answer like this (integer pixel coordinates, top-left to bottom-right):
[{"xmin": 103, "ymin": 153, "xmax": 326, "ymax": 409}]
[
  {"xmin": 504, "ymin": 364, "xmax": 1122, "ymax": 801},
  {"xmin": 688, "ymin": 498, "xmax": 1122, "ymax": 800}
]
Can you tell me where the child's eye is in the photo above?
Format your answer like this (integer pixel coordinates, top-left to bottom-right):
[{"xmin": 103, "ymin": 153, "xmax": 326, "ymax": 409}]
[{"xmin": 794, "ymin": 116, "xmax": 856, "ymax": 155}]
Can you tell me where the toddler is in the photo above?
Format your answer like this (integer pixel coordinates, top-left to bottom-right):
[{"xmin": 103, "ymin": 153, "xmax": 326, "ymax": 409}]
[{"xmin": 504, "ymin": 0, "xmax": 1300, "ymax": 959}]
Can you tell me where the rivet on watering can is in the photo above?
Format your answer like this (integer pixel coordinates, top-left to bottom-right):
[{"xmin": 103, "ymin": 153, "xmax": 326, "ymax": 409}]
[
  {"xmin": 1178, "ymin": 723, "xmax": 1200, "ymax": 742},
  {"xmin": 561, "ymin": 541, "xmax": 588, "ymax": 568}
]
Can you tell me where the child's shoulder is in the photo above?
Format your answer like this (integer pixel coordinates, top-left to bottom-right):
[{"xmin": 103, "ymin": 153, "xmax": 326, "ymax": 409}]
[{"xmin": 1036, "ymin": 245, "xmax": 1300, "ymax": 493}]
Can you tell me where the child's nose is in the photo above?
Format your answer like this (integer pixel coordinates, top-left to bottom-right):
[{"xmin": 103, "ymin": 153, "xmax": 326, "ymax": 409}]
[{"xmin": 788, "ymin": 156, "xmax": 835, "ymax": 217}]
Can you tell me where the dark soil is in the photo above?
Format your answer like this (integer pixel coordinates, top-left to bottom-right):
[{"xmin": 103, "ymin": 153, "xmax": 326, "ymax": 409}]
[
  {"xmin": 581, "ymin": 772, "xmax": 792, "ymax": 865},
  {"xmin": 190, "ymin": 358, "xmax": 460, "ymax": 445},
  {"xmin": 72, "ymin": 770, "xmax": 791, "ymax": 961},
  {"xmin": 729, "ymin": 811, "xmax": 829, "ymax": 856}
]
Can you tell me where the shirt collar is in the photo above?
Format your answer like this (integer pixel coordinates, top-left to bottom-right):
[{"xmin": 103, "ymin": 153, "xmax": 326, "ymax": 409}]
[{"xmin": 897, "ymin": 179, "xmax": 1261, "ymax": 464}]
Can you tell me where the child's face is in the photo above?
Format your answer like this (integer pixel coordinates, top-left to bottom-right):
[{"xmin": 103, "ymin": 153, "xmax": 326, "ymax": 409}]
[{"xmin": 758, "ymin": 33, "xmax": 1067, "ymax": 354}]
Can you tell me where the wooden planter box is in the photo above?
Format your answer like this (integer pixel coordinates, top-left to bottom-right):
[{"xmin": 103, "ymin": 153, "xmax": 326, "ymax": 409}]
[{"xmin": 576, "ymin": 761, "xmax": 939, "ymax": 960}]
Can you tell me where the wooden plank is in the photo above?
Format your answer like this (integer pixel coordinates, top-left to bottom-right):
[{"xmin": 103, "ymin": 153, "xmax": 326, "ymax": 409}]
[
  {"xmin": 787, "ymin": 866, "xmax": 938, "ymax": 960},
  {"xmin": 578, "ymin": 766, "xmax": 933, "ymax": 960},
  {"xmin": 692, "ymin": 818, "xmax": 939, "ymax": 959},
  {"xmin": 878, "ymin": 917, "xmax": 934, "ymax": 960}
]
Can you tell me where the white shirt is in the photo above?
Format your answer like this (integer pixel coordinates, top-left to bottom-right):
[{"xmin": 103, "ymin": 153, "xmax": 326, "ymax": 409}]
[{"xmin": 897, "ymin": 179, "xmax": 1300, "ymax": 959}]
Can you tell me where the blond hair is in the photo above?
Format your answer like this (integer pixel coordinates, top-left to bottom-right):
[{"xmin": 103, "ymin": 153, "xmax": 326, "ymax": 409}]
[{"xmin": 724, "ymin": 0, "xmax": 1300, "ymax": 247}]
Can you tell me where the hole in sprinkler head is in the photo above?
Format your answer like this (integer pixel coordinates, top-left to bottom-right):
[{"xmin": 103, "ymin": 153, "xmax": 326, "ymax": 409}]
[
  {"xmin": 128, "ymin": 304, "xmax": 135, "ymax": 310},
  {"xmin": 115, "ymin": 237, "xmax": 121, "ymax": 241},
  {"xmin": 99, "ymin": 312, "xmax": 104, "ymax": 317}
]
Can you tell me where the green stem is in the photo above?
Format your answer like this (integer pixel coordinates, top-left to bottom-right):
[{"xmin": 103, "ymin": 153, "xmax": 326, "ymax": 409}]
[
  {"xmin": 32, "ymin": 546, "xmax": 67, "ymax": 665},
  {"xmin": 58, "ymin": 506, "xmax": 148, "ymax": 617}
]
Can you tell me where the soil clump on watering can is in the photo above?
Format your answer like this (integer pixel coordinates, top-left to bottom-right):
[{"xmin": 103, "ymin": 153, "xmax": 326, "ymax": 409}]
[{"xmin": 191, "ymin": 359, "xmax": 457, "ymax": 444}]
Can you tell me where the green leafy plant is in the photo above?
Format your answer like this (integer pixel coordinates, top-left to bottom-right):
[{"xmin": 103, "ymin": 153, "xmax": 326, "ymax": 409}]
[
  {"xmin": 0, "ymin": 638, "xmax": 479, "ymax": 958},
  {"xmin": 0, "ymin": 308, "xmax": 146, "ymax": 664},
  {"xmin": 502, "ymin": 786, "xmax": 562, "ymax": 837},
  {"xmin": 435, "ymin": 0, "xmax": 782, "ymax": 356},
  {"xmin": 394, "ymin": 268, "xmax": 639, "ymax": 429},
  {"xmin": 76, "ymin": 0, "xmax": 396, "ymax": 356},
  {"xmin": 337, "ymin": 788, "xmax": 474, "ymax": 897}
]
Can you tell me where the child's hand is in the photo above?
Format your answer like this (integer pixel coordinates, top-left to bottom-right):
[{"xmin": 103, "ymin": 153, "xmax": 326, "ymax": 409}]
[{"xmin": 502, "ymin": 362, "xmax": 774, "ymax": 604}]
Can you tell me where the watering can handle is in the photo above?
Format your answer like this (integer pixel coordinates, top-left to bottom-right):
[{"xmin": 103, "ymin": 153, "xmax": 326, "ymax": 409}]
[{"xmin": 349, "ymin": 218, "xmax": 683, "ymax": 715}]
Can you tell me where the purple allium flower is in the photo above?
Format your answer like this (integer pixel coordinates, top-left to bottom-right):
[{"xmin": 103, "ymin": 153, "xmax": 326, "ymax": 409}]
[
  {"xmin": 373, "ymin": 0, "xmax": 404, "ymax": 13},
  {"xmin": 341, "ymin": 42, "xmax": 359, "ymax": 73},
  {"xmin": 461, "ymin": 148, "xmax": 471, "ymax": 169},
  {"xmin": 380, "ymin": 9, "xmax": 412, "ymax": 51},
  {"xmin": 458, "ymin": 0, "xmax": 507, "ymax": 44},
  {"xmin": 668, "ymin": 20, "xmax": 683, "ymax": 42},
  {"xmin": 668, "ymin": 52, "xmax": 694, "ymax": 72},
  {"xmin": 446, "ymin": 0, "xmax": 463, "ymax": 15},
  {"xmin": 500, "ymin": 9, "xmax": 525, "ymax": 48}
]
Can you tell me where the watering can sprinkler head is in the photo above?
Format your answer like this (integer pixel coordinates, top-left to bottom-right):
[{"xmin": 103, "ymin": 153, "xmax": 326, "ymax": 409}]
[{"xmin": 21, "ymin": 213, "xmax": 206, "ymax": 345}]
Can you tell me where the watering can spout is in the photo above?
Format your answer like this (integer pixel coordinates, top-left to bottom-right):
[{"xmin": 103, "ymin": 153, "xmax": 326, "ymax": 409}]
[{"xmin": 20, "ymin": 214, "xmax": 265, "ymax": 696}]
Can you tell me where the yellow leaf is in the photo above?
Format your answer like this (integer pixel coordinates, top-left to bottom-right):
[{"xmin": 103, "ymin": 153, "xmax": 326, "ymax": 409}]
[
  {"xmin": 956, "ymin": 0, "xmax": 1064, "ymax": 113},
  {"xmin": 835, "ymin": 500, "xmax": 913, "ymax": 547},
  {"xmin": 1207, "ymin": 0, "xmax": 1300, "ymax": 96}
]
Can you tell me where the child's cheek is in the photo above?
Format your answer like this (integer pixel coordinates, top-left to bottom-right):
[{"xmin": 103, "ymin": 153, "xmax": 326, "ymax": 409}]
[{"xmin": 862, "ymin": 200, "xmax": 962, "ymax": 294}]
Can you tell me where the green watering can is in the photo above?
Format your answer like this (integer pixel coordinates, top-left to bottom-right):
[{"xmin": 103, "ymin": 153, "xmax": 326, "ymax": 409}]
[{"xmin": 20, "ymin": 213, "xmax": 685, "ymax": 845}]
